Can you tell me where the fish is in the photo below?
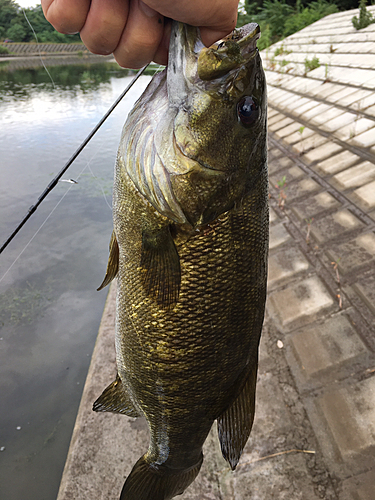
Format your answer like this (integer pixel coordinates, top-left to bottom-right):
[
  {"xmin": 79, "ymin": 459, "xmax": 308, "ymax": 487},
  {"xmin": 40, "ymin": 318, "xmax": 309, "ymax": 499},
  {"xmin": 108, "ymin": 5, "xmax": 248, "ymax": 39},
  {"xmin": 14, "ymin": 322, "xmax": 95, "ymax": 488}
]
[{"xmin": 94, "ymin": 20, "xmax": 268, "ymax": 500}]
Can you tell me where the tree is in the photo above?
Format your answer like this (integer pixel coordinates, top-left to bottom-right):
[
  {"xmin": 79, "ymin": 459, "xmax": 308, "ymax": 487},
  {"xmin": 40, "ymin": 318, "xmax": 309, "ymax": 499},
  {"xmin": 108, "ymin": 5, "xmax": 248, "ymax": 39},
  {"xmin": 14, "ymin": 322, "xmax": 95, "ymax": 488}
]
[
  {"xmin": 0, "ymin": 1, "xmax": 81, "ymax": 43},
  {"xmin": 6, "ymin": 21, "xmax": 26, "ymax": 41}
]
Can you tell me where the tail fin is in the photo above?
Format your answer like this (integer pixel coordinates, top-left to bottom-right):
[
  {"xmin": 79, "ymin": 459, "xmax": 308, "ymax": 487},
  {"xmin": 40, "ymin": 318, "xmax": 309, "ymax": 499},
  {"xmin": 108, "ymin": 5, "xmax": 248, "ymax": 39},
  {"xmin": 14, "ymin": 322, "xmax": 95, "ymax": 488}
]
[{"xmin": 120, "ymin": 454, "xmax": 203, "ymax": 500}]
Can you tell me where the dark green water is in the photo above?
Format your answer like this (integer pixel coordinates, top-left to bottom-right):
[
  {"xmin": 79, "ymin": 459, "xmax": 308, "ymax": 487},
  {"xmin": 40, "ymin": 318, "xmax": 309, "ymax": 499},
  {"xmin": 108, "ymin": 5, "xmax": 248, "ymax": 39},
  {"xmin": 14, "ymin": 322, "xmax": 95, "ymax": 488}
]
[{"xmin": 0, "ymin": 60, "xmax": 152, "ymax": 500}]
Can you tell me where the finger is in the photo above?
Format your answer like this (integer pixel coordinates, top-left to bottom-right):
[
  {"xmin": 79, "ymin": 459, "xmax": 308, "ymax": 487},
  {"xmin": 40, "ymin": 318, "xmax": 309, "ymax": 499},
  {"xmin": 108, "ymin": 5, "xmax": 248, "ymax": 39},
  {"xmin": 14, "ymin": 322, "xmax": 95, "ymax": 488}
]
[
  {"xmin": 41, "ymin": 0, "xmax": 90, "ymax": 34},
  {"xmin": 113, "ymin": 0, "xmax": 164, "ymax": 69},
  {"xmin": 143, "ymin": 0, "xmax": 238, "ymax": 34},
  {"xmin": 152, "ymin": 20, "xmax": 172, "ymax": 66},
  {"xmin": 79, "ymin": 0, "xmax": 130, "ymax": 55},
  {"xmin": 200, "ymin": 25, "xmax": 238, "ymax": 49}
]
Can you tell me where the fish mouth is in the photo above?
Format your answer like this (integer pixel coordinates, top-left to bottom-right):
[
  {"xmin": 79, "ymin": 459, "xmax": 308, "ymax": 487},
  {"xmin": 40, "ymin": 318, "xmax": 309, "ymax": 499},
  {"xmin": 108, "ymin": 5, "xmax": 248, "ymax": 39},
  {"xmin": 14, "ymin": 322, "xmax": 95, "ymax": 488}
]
[
  {"xmin": 197, "ymin": 23, "xmax": 261, "ymax": 81},
  {"xmin": 167, "ymin": 22, "xmax": 261, "ymax": 104}
]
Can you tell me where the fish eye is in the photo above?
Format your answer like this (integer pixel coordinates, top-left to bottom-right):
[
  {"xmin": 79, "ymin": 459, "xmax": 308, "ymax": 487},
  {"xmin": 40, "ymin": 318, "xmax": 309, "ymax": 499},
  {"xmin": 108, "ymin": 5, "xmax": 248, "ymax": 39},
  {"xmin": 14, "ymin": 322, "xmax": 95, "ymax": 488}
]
[{"xmin": 237, "ymin": 96, "xmax": 259, "ymax": 127}]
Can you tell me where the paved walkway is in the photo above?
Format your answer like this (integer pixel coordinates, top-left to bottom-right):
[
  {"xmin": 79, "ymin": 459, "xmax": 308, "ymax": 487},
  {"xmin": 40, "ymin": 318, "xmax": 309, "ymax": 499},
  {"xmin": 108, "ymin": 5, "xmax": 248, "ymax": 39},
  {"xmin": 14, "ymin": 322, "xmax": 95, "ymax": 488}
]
[
  {"xmin": 57, "ymin": 7, "xmax": 375, "ymax": 500},
  {"xmin": 263, "ymin": 7, "xmax": 375, "ymax": 499}
]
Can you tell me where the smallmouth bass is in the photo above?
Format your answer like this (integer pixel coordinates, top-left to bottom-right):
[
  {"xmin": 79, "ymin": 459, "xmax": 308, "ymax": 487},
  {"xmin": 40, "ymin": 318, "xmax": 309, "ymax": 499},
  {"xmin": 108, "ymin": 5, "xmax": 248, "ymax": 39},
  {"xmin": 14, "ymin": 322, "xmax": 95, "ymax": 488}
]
[{"xmin": 95, "ymin": 20, "xmax": 268, "ymax": 500}]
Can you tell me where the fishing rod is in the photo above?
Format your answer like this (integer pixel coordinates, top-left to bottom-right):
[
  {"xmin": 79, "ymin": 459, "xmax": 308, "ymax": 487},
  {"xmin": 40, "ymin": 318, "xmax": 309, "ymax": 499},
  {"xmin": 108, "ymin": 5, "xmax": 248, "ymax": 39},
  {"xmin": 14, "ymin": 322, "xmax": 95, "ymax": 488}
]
[{"xmin": 0, "ymin": 64, "xmax": 149, "ymax": 255}]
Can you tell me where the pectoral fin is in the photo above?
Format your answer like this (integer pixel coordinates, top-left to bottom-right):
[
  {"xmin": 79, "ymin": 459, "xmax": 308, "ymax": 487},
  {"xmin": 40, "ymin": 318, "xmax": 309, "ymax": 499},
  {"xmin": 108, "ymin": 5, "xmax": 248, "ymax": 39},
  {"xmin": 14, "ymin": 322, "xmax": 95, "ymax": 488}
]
[
  {"xmin": 217, "ymin": 361, "xmax": 258, "ymax": 470},
  {"xmin": 141, "ymin": 225, "xmax": 181, "ymax": 308},
  {"xmin": 93, "ymin": 374, "xmax": 141, "ymax": 417},
  {"xmin": 97, "ymin": 231, "xmax": 119, "ymax": 291}
]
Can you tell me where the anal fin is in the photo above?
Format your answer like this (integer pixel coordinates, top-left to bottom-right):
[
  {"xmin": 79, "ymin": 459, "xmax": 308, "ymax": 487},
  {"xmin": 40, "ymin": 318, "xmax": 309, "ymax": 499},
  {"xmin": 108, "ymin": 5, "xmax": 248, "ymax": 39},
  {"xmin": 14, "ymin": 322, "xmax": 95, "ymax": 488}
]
[
  {"xmin": 97, "ymin": 230, "xmax": 119, "ymax": 291},
  {"xmin": 93, "ymin": 373, "xmax": 141, "ymax": 417},
  {"xmin": 217, "ymin": 360, "xmax": 258, "ymax": 470},
  {"xmin": 141, "ymin": 225, "xmax": 181, "ymax": 309}
]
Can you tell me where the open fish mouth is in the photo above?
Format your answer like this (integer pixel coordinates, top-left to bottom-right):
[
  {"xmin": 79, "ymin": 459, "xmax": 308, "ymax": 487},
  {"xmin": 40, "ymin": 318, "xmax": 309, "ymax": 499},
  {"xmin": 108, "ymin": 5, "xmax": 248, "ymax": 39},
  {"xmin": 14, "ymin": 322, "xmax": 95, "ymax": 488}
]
[{"xmin": 197, "ymin": 23, "xmax": 261, "ymax": 81}]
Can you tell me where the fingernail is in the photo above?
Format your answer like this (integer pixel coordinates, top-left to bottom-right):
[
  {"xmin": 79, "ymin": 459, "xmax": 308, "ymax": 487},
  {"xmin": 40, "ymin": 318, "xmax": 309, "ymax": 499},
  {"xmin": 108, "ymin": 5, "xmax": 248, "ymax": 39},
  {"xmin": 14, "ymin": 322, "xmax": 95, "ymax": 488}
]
[{"xmin": 139, "ymin": 0, "xmax": 157, "ymax": 18}]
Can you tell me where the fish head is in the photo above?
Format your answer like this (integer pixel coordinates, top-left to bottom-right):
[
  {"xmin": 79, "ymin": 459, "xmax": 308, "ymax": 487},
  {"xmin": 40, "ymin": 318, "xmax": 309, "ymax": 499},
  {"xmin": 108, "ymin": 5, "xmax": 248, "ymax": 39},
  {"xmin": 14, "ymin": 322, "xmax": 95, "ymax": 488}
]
[
  {"xmin": 118, "ymin": 22, "xmax": 267, "ymax": 228},
  {"xmin": 168, "ymin": 21, "xmax": 267, "ymax": 182}
]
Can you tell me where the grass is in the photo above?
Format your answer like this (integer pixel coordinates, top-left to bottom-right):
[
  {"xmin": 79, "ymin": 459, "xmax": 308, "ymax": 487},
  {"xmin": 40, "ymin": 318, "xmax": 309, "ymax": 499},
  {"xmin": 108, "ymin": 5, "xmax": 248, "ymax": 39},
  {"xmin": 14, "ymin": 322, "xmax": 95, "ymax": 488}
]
[
  {"xmin": 304, "ymin": 56, "xmax": 320, "ymax": 74},
  {"xmin": 0, "ymin": 45, "xmax": 10, "ymax": 55}
]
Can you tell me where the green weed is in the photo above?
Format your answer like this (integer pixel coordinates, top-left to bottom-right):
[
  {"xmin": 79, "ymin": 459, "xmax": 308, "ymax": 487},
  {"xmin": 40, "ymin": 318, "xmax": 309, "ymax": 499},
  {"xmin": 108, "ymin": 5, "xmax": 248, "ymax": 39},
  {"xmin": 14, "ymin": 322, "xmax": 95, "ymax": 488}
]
[
  {"xmin": 304, "ymin": 56, "xmax": 320, "ymax": 74},
  {"xmin": 352, "ymin": 0, "xmax": 375, "ymax": 29}
]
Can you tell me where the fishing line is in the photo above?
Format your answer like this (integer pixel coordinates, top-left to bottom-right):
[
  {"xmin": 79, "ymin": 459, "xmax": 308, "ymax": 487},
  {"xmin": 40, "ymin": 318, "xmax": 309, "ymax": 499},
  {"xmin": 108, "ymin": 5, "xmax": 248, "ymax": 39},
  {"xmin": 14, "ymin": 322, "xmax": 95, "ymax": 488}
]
[
  {"xmin": 0, "ymin": 150, "xmax": 106, "ymax": 284},
  {"xmin": 21, "ymin": 8, "xmax": 55, "ymax": 88},
  {"xmin": 86, "ymin": 163, "xmax": 113, "ymax": 212},
  {"xmin": 0, "ymin": 63, "xmax": 149, "ymax": 256}
]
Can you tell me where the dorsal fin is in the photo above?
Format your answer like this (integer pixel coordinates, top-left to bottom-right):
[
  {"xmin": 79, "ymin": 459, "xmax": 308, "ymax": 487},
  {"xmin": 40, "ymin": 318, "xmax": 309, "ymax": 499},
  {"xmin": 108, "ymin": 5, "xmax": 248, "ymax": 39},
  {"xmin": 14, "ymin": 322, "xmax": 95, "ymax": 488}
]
[
  {"xmin": 97, "ymin": 231, "xmax": 119, "ymax": 291},
  {"xmin": 93, "ymin": 374, "xmax": 141, "ymax": 417}
]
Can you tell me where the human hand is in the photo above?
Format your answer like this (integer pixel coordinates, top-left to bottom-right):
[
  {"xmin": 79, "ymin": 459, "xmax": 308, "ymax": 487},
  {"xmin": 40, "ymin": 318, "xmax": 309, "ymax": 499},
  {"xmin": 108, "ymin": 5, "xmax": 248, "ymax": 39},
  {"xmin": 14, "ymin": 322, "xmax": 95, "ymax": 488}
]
[{"xmin": 41, "ymin": 0, "xmax": 239, "ymax": 68}]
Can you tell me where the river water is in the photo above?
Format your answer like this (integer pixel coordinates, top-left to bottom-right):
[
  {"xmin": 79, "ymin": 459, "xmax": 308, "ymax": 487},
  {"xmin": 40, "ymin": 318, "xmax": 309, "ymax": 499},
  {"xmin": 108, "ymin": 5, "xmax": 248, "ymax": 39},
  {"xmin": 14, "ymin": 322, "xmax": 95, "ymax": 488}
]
[{"xmin": 0, "ymin": 58, "xmax": 152, "ymax": 500}]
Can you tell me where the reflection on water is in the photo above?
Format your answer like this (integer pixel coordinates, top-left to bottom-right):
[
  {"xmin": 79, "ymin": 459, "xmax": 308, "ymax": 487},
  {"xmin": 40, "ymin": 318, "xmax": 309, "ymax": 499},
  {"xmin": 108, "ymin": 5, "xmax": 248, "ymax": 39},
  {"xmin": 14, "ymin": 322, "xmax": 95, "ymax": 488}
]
[
  {"xmin": 0, "ymin": 61, "xmax": 134, "ymax": 102},
  {"xmin": 0, "ymin": 62, "xmax": 152, "ymax": 500}
]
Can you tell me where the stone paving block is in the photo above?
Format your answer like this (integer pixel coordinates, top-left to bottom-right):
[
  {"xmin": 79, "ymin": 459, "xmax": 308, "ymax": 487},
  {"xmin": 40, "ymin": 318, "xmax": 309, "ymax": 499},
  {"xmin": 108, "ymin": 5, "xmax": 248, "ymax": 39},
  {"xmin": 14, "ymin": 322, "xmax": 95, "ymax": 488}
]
[
  {"xmin": 339, "ymin": 470, "xmax": 375, "ymax": 500},
  {"xmin": 349, "ymin": 126, "xmax": 375, "ymax": 148},
  {"xmin": 272, "ymin": 93, "xmax": 303, "ymax": 111},
  {"xmin": 268, "ymin": 112, "xmax": 287, "ymax": 127},
  {"xmin": 285, "ymin": 177, "xmax": 321, "ymax": 203},
  {"xmin": 333, "ymin": 117, "xmax": 375, "ymax": 141},
  {"xmin": 333, "ymin": 161, "xmax": 375, "ymax": 189},
  {"xmin": 271, "ymin": 93, "xmax": 298, "ymax": 110},
  {"xmin": 268, "ymin": 246, "xmax": 310, "ymax": 289},
  {"xmin": 308, "ymin": 82, "xmax": 343, "ymax": 99},
  {"xmin": 269, "ymin": 116, "xmax": 294, "ymax": 132},
  {"xmin": 310, "ymin": 209, "xmax": 364, "ymax": 244},
  {"xmin": 300, "ymin": 102, "xmax": 332, "ymax": 121},
  {"xmin": 292, "ymin": 134, "xmax": 327, "ymax": 155},
  {"xmin": 315, "ymin": 150, "xmax": 360, "ymax": 176},
  {"xmin": 269, "ymin": 207, "xmax": 278, "ymax": 224},
  {"xmin": 268, "ymin": 155, "xmax": 295, "ymax": 175},
  {"xmin": 339, "ymin": 67, "xmax": 375, "ymax": 87},
  {"xmin": 302, "ymin": 141, "xmax": 343, "ymax": 164},
  {"xmin": 339, "ymin": 88, "xmax": 374, "ymax": 107},
  {"xmin": 317, "ymin": 376, "xmax": 375, "ymax": 461},
  {"xmin": 285, "ymin": 165, "xmax": 305, "ymax": 180},
  {"xmin": 291, "ymin": 191, "xmax": 341, "ymax": 221},
  {"xmin": 319, "ymin": 111, "xmax": 358, "ymax": 134},
  {"xmin": 283, "ymin": 126, "xmax": 315, "ymax": 145},
  {"xmin": 268, "ymin": 108, "xmax": 280, "ymax": 119},
  {"xmin": 327, "ymin": 232, "xmax": 375, "ymax": 275},
  {"xmin": 267, "ymin": 276, "xmax": 334, "ymax": 328},
  {"xmin": 287, "ymin": 76, "xmax": 323, "ymax": 94},
  {"xmin": 278, "ymin": 96, "xmax": 313, "ymax": 114},
  {"xmin": 352, "ymin": 92, "xmax": 375, "ymax": 111},
  {"xmin": 270, "ymin": 165, "xmax": 305, "ymax": 188},
  {"xmin": 290, "ymin": 99, "xmax": 318, "ymax": 116},
  {"xmin": 278, "ymin": 156, "xmax": 296, "ymax": 169},
  {"xmin": 274, "ymin": 121, "xmax": 305, "ymax": 140},
  {"xmin": 352, "ymin": 273, "xmax": 375, "ymax": 315},
  {"xmin": 269, "ymin": 223, "xmax": 292, "ymax": 250},
  {"xmin": 268, "ymin": 87, "xmax": 290, "ymax": 101},
  {"xmin": 325, "ymin": 86, "xmax": 360, "ymax": 104},
  {"xmin": 310, "ymin": 107, "xmax": 345, "ymax": 127},
  {"xmin": 365, "ymin": 104, "xmax": 375, "ymax": 117},
  {"xmin": 225, "ymin": 453, "xmax": 322, "ymax": 500},
  {"xmin": 352, "ymin": 180, "xmax": 375, "ymax": 209},
  {"xmin": 269, "ymin": 146, "xmax": 284, "ymax": 159},
  {"xmin": 290, "ymin": 315, "xmax": 367, "ymax": 377}
]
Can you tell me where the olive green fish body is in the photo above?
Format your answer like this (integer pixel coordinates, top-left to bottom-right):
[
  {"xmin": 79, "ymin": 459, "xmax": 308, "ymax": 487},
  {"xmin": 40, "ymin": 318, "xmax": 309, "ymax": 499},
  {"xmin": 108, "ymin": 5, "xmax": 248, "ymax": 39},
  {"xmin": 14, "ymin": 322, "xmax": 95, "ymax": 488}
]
[{"xmin": 95, "ymin": 21, "xmax": 268, "ymax": 500}]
